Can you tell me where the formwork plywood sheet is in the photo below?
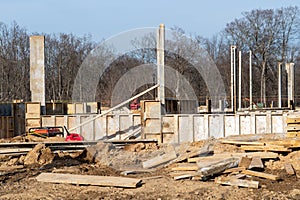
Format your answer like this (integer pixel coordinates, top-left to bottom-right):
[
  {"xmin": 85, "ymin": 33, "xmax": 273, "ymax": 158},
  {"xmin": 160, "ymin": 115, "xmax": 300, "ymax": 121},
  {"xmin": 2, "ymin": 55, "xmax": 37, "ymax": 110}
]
[
  {"xmin": 178, "ymin": 116, "xmax": 193, "ymax": 142},
  {"xmin": 25, "ymin": 103, "xmax": 40, "ymax": 118},
  {"xmin": 42, "ymin": 116, "xmax": 55, "ymax": 127},
  {"xmin": 67, "ymin": 104, "xmax": 75, "ymax": 114},
  {"xmin": 86, "ymin": 102, "xmax": 98, "ymax": 113},
  {"xmin": 240, "ymin": 115, "xmax": 251, "ymax": 135},
  {"xmin": 26, "ymin": 118, "xmax": 41, "ymax": 127},
  {"xmin": 119, "ymin": 115, "xmax": 131, "ymax": 131},
  {"xmin": 75, "ymin": 103, "xmax": 84, "ymax": 114},
  {"xmin": 144, "ymin": 119, "xmax": 161, "ymax": 134},
  {"xmin": 256, "ymin": 115, "xmax": 267, "ymax": 134},
  {"xmin": 94, "ymin": 117, "xmax": 106, "ymax": 140},
  {"xmin": 224, "ymin": 115, "xmax": 237, "ymax": 136},
  {"xmin": 162, "ymin": 116, "xmax": 174, "ymax": 133},
  {"xmin": 209, "ymin": 115, "xmax": 224, "ymax": 138},
  {"xmin": 133, "ymin": 115, "xmax": 141, "ymax": 126},
  {"xmin": 55, "ymin": 116, "xmax": 65, "ymax": 127},
  {"xmin": 272, "ymin": 115, "xmax": 284, "ymax": 134},
  {"xmin": 107, "ymin": 115, "xmax": 119, "ymax": 139},
  {"xmin": 67, "ymin": 116, "xmax": 78, "ymax": 129},
  {"xmin": 194, "ymin": 115, "xmax": 206, "ymax": 140},
  {"xmin": 80, "ymin": 116, "xmax": 94, "ymax": 140},
  {"xmin": 145, "ymin": 102, "xmax": 160, "ymax": 119}
]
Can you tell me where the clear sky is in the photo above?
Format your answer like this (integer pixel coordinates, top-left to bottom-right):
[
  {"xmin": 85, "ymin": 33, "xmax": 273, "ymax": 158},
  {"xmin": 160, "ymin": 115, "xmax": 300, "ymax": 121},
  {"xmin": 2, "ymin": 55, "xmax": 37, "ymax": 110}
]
[{"xmin": 0, "ymin": 0, "xmax": 299, "ymax": 42}]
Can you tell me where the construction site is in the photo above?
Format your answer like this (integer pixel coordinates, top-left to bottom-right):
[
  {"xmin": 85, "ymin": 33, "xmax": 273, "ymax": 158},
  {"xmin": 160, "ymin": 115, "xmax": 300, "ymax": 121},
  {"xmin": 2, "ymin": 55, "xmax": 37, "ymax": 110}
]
[{"xmin": 1, "ymin": 21, "xmax": 300, "ymax": 199}]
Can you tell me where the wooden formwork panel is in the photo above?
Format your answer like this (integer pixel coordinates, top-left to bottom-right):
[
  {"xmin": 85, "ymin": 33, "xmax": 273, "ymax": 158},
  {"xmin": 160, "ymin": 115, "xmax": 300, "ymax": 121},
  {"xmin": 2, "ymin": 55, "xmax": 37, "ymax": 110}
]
[
  {"xmin": 25, "ymin": 102, "xmax": 40, "ymax": 118},
  {"xmin": 1, "ymin": 116, "xmax": 13, "ymax": 138}
]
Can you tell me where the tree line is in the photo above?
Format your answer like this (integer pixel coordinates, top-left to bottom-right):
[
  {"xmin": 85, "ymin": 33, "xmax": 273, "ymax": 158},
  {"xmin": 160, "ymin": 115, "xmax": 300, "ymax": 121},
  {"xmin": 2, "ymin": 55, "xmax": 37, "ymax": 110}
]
[{"xmin": 0, "ymin": 6, "xmax": 299, "ymax": 107}]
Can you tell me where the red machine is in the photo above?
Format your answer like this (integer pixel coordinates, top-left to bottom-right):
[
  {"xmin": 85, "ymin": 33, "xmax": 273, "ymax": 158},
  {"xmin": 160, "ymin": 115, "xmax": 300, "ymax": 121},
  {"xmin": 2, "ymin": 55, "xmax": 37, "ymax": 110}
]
[{"xmin": 28, "ymin": 126, "xmax": 84, "ymax": 141}]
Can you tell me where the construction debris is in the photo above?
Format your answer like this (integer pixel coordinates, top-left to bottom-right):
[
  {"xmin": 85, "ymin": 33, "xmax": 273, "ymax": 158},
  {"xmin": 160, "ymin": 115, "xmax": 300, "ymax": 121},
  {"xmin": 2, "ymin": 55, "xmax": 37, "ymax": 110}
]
[{"xmin": 215, "ymin": 176, "xmax": 259, "ymax": 189}]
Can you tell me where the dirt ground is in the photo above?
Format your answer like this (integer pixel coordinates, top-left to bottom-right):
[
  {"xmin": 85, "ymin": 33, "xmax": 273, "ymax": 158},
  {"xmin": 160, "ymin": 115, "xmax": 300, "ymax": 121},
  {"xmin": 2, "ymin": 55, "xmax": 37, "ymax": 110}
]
[{"xmin": 1, "ymin": 136, "xmax": 300, "ymax": 200}]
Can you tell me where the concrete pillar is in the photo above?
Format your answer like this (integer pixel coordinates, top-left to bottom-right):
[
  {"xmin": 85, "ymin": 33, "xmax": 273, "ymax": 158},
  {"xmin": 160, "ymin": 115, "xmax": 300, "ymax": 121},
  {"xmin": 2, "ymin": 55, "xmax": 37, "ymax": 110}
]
[
  {"xmin": 278, "ymin": 63, "xmax": 282, "ymax": 108},
  {"xmin": 238, "ymin": 51, "xmax": 242, "ymax": 111},
  {"xmin": 157, "ymin": 24, "xmax": 165, "ymax": 106},
  {"xmin": 249, "ymin": 51, "xmax": 252, "ymax": 109},
  {"xmin": 30, "ymin": 36, "xmax": 45, "ymax": 113},
  {"xmin": 230, "ymin": 45, "xmax": 236, "ymax": 112},
  {"xmin": 286, "ymin": 63, "xmax": 295, "ymax": 109}
]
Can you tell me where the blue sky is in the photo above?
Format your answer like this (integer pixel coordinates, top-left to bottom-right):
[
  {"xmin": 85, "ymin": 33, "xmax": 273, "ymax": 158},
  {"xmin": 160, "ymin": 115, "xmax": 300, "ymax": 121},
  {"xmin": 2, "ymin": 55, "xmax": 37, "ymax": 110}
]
[{"xmin": 0, "ymin": 0, "xmax": 299, "ymax": 42}]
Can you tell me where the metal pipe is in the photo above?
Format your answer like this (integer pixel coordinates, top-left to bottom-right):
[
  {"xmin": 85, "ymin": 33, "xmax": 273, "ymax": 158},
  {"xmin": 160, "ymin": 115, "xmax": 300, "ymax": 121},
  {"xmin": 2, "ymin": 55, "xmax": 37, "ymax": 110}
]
[
  {"xmin": 238, "ymin": 51, "xmax": 242, "ymax": 111},
  {"xmin": 249, "ymin": 50, "xmax": 252, "ymax": 109}
]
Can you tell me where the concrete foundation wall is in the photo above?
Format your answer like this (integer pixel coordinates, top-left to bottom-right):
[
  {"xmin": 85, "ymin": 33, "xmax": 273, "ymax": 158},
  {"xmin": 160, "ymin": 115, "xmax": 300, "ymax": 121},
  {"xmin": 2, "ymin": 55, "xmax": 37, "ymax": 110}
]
[{"xmin": 41, "ymin": 111, "xmax": 295, "ymax": 143}]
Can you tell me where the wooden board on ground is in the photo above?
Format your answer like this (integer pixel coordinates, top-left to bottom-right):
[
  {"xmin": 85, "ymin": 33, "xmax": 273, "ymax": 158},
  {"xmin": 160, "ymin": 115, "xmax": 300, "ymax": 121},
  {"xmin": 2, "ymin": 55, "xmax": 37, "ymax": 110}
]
[
  {"xmin": 223, "ymin": 167, "xmax": 245, "ymax": 174},
  {"xmin": 239, "ymin": 156, "xmax": 252, "ymax": 169},
  {"xmin": 240, "ymin": 145, "xmax": 291, "ymax": 152},
  {"xmin": 242, "ymin": 170, "xmax": 280, "ymax": 181},
  {"xmin": 0, "ymin": 165, "xmax": 24, "ymax": 171},
  {"xmin": 266, "ymin": 139, "xmax": 300, "ymax": 148},
  {"xmin": 215, "ymin": 176, "xmax": 259, "ymax": 189},
  {"xmin": 198, "ymin": 157, "xmax": 240, "ymax": 178},
  {"xmin": 286, "ymin": 125, "xmax": 300, "ymax": 131},
  {"xmin": 171, "ymin": 163, "xmax": 198, "ymax": 171},
  {"xmin": 220, "ymin": 140, "xmax": 265, "ymax": 146},
  {"xmin": 142, "ymin": 149, "xmax": 177, "ymax": 169},
  {"xmin": 169, "ymin": 148, "xmax": 213, "ymax": 165},
  {"xmin": 248, "ymin": 156, "xmax": 264, "ymax": 169},
  {"xmin": 188, "ymin": 152, "xmax": 278, "ymax": 163},
  {"xmin": 36, "ymin": 173, "xmax": 142, "ymax": 188},
  {"xmin": 285, "ymin": 163, "xmax": 295, "ymax": 175}
]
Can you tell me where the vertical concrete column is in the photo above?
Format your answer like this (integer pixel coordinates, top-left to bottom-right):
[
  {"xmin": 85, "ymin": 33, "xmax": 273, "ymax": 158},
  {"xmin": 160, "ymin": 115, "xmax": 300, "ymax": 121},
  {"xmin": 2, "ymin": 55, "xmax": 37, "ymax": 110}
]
[
  {"xmin": 157, "ymin": 24, "xmax": 165, "ymax": 106},
  {"xmin": 278, "ymin": 63, "xmax": 282, "ymax": 108},
  {"xmin": 157, "ymin": 24, "xmax": 165, "ymax": 142},
  {"xmin": 249, "ymin": 51, "xmax": 252, "ymax": 109},
  {"xmin": 286, "ymin": 63, "xmax": 295, "ymax": 109},
  {"xmin": 238, "ymin": 51, "xmax": 242, "ymax": 111},
  {"xmin": 30, "ymin": 36, "xmax": 45, "ymax": 113},
  {"xmin": 230, "ymin": 46, "xmax": 236, "ymax": 112}
]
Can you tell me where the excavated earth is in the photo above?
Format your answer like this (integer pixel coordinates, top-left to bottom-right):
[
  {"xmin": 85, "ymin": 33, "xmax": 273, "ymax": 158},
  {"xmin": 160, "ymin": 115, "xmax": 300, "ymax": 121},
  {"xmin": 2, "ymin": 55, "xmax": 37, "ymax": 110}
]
[{"xmin": 0, "ymin": 135, "xmax": 300, "ymax": 200}]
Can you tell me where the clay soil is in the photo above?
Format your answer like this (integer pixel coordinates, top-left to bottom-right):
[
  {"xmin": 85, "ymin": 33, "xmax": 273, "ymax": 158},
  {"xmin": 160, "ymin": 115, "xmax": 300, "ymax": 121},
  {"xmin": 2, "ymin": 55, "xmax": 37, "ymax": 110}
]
[{"xmin": 1, "ymin": 137, "xmax": 300, "ymax": 199}]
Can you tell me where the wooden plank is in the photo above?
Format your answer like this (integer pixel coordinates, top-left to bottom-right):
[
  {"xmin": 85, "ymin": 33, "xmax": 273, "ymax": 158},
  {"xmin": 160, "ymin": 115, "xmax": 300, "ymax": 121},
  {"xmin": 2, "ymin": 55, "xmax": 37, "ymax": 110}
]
[
  {"xmin": 198, "ymin": 157, "xmax": 240, "ymax": 179},
  {"xmin": 188, "ymin": 152, "xmax": 278, "ymax": 163},
  {"xmin": 215, "ymin": 176, "xmax": 259, "ymax": 189},
  {"xmin": 0, "ymin": 165, "xmax": 24, "ymax": 171},
  {"xmin": 285, "ymin": 163, "xmax": 295, "ymax": 175},
  {"xmin": 220, "ymin": 140, "xmax": 264, "ymax": 146},
  {"xmin": 286, "ymin": 125, "xmax": 300, "ymax": 131},
  {"xmin": 248, "ymin": 156, "xmax": 264, "ymax": 169},
  {"xmin": 169, "ymin": 148, "xmax": 213, "ymax": 165},
  {"xmin": 238, "ymin": 156, "xmax": 252, "ymax": 169},
  {"xmin": 173, "ymin": 174, "xmax": 194, "ymax": 180},
  {"xmin": 36, "ymin": 173, "xmax": 142, "ymax": 188},
  {"xmin": 0, "ymin": 148, "xmax": 32, "ymax": 154},
  {"xmin": 223, "ymin": 167, "xmax": 245, "ymax": 174},
  {"xmin": 266, "ymin": 139, "xmax": 300, "ymax": 148},
  {"xmin": 242, "ymin": 170, "xmax": 280, "ymax": 181},
  {"xmin": 286, "ymin": 132, "xmax": 300, "ymax": 138},
  {"xmin": 142, "ymin": 149, "xmax": 177, "ymax": 169},
  {"xmin": 240, "ymin": 145, "xmax": 291, "ymax": 152},
  {"xmin": 171, "ymin": 163, "xmax": 198, "ymax": 171},
  {"xmin": 286, "ymin": 116, "xmax": 300, "ymax": 124}
]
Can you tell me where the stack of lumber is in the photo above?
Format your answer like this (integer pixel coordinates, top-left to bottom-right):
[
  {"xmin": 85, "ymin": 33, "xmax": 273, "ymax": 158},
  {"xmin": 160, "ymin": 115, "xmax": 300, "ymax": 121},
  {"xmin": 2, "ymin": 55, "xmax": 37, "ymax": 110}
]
[
  {"xmin": 169, "ymin": 135, "xmax": 300, "ymax": 188},
  {"xmin": 286, "ymin": 114, "xmax": 300, "ymax": 137}
]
